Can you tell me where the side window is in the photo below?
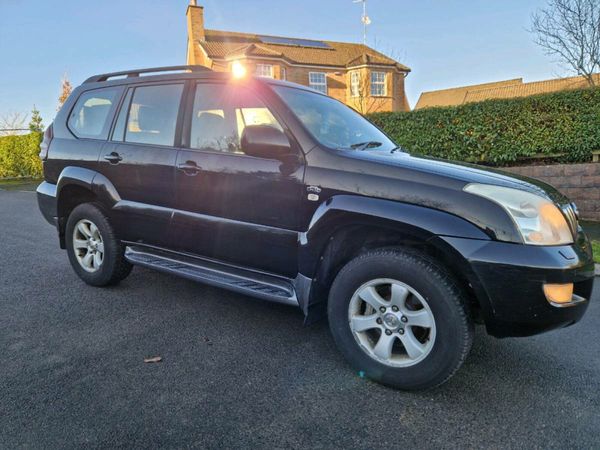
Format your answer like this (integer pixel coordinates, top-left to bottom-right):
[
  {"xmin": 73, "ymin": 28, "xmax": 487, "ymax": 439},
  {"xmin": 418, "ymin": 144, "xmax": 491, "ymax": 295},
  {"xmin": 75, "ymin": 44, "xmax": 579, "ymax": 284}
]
[
  {"xmin": 68, "ymin": 87, "xmax": 121, "ymax": 139},
  {"xmin": 190, "ymin": 83, "xmax": 283, "ymax": 154},
  {"xmin": 124, "ymin": 84, "xmax": 183, "ymax": 146},
  {"xmin": 111, "ymin": 88, "xmax": 133, "ymax": 142}
]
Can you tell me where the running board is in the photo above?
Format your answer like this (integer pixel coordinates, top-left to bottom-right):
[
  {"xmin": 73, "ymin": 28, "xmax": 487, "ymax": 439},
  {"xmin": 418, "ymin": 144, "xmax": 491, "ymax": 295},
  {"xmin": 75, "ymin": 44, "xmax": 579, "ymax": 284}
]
[{"xmin": 124, "ymin": 246, "xmax": 299, "ymax": 307}]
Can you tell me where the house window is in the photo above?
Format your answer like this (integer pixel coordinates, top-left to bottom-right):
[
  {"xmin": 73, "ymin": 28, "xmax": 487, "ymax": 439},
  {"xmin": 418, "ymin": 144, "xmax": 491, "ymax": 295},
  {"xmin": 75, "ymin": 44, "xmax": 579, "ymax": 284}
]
[
  {"xmin": 350, "ymin": 71, "xmax": 360, "ymax": 97},
  {"xmin": 255, "ymin": 64, "xmax": 274, "ymax": 78},
  {"xmin": 370, "ymin": 71, "xmax": 386, "ymax": 96},
  {"xmin": 280, "ymin": 67, "xmax": 287, "ymax": 81},
  {"xmin": 309, "ymin": 72, "xmax": 327, "ymax": 94}
]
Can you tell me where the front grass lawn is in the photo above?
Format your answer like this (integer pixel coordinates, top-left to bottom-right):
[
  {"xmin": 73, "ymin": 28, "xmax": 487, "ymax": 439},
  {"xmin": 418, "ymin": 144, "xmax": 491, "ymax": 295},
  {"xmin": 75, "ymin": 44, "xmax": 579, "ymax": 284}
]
[
  {"xmin": 592, "ymin": 240, "xmax": 600, "ymax": 264},
  {"xmin": 0, "ymin": 177, "xmax": 42, "ymax": 191}
]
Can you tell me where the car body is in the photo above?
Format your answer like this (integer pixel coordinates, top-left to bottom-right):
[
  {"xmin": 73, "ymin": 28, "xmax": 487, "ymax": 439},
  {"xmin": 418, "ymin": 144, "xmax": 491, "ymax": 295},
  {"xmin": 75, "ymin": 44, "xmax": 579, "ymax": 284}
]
[{"xmin": 37, "ymin": 66, "xmax": 595, "ymax": 389}]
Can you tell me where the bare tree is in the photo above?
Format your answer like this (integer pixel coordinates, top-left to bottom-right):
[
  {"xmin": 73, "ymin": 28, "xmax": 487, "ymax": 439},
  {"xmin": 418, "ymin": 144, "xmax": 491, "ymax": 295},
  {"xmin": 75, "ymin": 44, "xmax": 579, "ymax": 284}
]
[
  {"xmin": 349, "ymin": 70, "xmax": 390, "ymax": 114},
  {"xmin": 58, "ymin": 74, "xmax": 73, "ymax": 111},
  {"xmin": 531, "ymin": 0, "xmax": 600, "ymax": 86},
  {"xmin": 0, "ymin": 112, "xmax": 28, "ymax": 136}
]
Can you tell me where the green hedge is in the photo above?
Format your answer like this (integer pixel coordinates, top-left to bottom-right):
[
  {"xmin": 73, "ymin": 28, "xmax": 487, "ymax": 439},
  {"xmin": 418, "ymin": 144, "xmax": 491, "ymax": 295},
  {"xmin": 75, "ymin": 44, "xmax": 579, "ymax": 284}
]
[
  {"xmin": 0, "ymin": 132, "xmax": 43, "ymax": 178},
  {"xmin": 368, "ymin": 87, "xmax": 600, "ymax": 166}
]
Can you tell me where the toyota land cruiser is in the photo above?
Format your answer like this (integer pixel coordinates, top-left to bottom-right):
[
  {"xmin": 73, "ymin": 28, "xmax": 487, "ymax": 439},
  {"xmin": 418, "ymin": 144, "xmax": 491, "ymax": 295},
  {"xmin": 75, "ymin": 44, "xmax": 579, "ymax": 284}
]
[{"xmin": 37, "ymin": 66, "xmax": 595, "ymax": 390}]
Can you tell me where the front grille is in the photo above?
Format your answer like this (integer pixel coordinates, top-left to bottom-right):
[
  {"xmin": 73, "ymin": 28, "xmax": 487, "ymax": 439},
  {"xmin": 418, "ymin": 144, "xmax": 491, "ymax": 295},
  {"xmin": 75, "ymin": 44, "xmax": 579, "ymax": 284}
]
[{"xmin": 561, "ymin": 203, "xmax": 579, "ymax": 237}]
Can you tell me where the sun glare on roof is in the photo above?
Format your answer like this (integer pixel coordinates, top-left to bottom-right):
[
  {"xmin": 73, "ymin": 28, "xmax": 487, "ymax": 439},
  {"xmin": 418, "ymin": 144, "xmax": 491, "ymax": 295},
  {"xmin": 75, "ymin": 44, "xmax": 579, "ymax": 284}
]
[{"xmin": 257, "ymin": 35, "xmax": 331, "ymax": 49}]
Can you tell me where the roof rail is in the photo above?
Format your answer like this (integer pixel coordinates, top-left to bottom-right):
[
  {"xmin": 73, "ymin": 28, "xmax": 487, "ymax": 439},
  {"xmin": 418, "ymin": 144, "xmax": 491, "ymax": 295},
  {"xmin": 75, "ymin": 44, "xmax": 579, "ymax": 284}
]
[{"xmin": 83, "ymin": 65, "xmax": 212, "ymax": 83}]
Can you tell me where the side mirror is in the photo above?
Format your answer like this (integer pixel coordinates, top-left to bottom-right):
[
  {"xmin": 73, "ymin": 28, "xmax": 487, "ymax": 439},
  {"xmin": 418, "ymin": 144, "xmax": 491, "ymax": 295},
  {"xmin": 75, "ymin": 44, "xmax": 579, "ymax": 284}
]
[{"xmin": 241, "ymin": 125, "xmax": 292, "ymax": 160}]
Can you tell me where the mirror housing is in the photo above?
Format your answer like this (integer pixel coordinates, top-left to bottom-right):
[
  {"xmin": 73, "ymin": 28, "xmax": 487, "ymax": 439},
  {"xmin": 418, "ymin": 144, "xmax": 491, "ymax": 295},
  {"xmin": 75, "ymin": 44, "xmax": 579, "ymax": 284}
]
[{"xmin": 241, "ymin": 125, "xmax": 292, "ymax": 159}]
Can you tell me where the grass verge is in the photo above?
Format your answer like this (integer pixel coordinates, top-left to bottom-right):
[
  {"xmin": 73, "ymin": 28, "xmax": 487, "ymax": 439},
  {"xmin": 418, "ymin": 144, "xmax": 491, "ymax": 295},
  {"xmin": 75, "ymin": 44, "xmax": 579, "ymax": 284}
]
[
  {"xmin": 592, "ymin": 241, "xmax": 600, "ymax": 264},
  {"xmin": 0, "ymin": 177, "xmax": 42, "ymax": 191}
]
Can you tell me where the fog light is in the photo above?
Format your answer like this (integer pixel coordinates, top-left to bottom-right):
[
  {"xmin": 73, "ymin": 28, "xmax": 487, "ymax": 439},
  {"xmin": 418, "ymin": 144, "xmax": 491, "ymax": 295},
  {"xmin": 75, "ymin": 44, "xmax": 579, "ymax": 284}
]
[{"xmin": 543, "ymin": 283, "xmax": 574, "ymax": 304}]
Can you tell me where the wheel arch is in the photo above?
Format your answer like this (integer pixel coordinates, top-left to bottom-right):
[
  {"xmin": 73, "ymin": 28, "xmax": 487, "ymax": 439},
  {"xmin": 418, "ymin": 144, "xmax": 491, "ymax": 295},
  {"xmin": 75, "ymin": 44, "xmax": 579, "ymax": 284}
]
[
  {"xmin": 299, "ymin": 195, "xmax": 493, "ymax": 324},
  {"xmin": 55, "ymin": 166, "xmax": 121, "ymax": 248}
]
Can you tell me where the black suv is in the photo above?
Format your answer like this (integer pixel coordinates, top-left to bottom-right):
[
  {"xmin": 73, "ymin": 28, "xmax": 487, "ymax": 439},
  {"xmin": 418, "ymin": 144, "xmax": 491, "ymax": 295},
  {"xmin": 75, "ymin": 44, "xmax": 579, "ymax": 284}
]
[{"xmin": 37, "ymin": 66, "xmax": 595, "ymax": 390}]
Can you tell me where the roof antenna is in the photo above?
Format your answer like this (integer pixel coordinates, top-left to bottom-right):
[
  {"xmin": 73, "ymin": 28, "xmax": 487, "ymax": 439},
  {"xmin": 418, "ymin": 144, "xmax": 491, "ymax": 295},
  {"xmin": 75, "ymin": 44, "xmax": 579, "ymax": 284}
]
[{"xmin": 353, "ymin": 0, "xmax": 371, "ymax": 45}]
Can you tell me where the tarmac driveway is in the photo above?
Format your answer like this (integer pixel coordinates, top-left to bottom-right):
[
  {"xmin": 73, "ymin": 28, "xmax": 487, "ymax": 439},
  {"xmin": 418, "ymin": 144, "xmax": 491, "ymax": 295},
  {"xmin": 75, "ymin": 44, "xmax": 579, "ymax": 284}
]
[{"xmin": 1, "ymin": 189, "xmax": 599, "ymax": 449}]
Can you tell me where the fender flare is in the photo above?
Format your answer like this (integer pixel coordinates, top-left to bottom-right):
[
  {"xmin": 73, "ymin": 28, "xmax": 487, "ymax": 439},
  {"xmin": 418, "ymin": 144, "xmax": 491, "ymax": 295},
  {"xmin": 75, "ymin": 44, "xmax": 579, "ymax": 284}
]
[
  {"xmin": 297, "ymin": 195, "xmax": 495, "ymax": 323},
  {"xmin": 298, "ymin": 194, "xmax": 490, "ymax": 278},
  {"xmin": 56, "ymin": 166, "xmax": 121, "ymax": 214}
]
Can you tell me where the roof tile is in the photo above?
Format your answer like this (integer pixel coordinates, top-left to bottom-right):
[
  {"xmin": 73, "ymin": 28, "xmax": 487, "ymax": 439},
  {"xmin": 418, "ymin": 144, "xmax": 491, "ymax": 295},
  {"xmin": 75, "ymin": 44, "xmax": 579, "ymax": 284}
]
[{"xmin": 199, "ymin": 29, "xmax": 410, "ymax": 71}]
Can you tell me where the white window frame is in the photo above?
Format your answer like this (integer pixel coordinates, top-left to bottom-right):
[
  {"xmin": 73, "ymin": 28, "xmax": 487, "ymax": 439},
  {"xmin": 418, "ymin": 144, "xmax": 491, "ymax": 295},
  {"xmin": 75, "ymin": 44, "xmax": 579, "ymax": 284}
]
[
  {"xmin": 308, "ymin": 72, "xmax": 327, "ymax": 94},
  {"xmin": 370, "ymin": 71, "xmax": 387, "ymax": 97},
  {"xmin": 350, "ymin": 71, "xmax": 360, "ymax": 97},
  {"xmin": 255, "ymin": 64, "xmax": 274, "ymax": 78},
  {"xmin": 280, "ymin": 66, "xmax": 287, "ymax": 81}
]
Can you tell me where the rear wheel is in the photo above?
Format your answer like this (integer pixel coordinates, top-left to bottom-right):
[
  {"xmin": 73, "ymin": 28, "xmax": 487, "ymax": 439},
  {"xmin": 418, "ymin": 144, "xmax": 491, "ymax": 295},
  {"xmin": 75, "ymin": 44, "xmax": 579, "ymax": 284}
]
[
  {"xmin": 328, "ymin": 249, "xmax": 473, "ymax": 390},
  {"xmin": 65, "ymin": 203, "xmax": 132, "ymax": 286}
]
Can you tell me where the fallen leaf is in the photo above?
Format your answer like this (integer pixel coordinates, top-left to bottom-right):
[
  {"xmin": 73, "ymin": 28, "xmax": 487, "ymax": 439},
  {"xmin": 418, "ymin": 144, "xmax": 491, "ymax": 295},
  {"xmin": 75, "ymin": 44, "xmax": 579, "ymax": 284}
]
[{"xmin": 144, "ymin": 356, "xmax": 162, "ymax": 363}]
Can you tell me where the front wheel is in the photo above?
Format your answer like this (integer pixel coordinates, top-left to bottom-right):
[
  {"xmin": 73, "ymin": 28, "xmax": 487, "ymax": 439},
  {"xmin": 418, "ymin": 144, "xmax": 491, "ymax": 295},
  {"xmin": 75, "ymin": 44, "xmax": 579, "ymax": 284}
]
[
  {"xmin": 328, "ymin": 249, "xmax": 473, "ymax": 390},
  {"xmin": 65, "ymin": 203, "xmax": 132, "ymax": 286}
]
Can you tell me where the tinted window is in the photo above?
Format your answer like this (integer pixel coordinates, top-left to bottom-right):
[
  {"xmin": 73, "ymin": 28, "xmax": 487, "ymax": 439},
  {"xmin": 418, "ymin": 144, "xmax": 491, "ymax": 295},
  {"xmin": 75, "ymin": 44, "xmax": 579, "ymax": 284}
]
[
  {"xmin": 272, "ymin": 85, "xmax": 396, "ymax": 152},
  {"xmin": 111, "ymin": 88, "xmax": 133, "ymax": 142},
  {"xmin": 124, "ymin": 84, "xmax": 183, "ymax": 146},
  {"xmin": 68, "ymin": 87, "xmax": 121, "ymax": 139},
  {"xmin": 190, "ymin": 83, "xmax": 282, "ymax": 154}
]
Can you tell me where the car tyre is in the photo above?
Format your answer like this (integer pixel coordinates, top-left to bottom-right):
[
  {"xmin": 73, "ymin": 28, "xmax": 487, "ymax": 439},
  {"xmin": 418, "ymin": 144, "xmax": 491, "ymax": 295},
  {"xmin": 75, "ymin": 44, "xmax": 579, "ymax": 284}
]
[
  {"xmin": 65, "ymin": 202, "xmax": 132, "ymax": 286},
  {"xmin": 328, "ymin": 249, "xmax": 473, "ymax": 390}
]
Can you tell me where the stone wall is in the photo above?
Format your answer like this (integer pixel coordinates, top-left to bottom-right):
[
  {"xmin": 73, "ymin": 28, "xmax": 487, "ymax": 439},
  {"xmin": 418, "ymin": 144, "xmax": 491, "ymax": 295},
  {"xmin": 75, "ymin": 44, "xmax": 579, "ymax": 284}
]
[{"xmin": 503, "ymin": 163, "xmax": 600, "ymax": 221}]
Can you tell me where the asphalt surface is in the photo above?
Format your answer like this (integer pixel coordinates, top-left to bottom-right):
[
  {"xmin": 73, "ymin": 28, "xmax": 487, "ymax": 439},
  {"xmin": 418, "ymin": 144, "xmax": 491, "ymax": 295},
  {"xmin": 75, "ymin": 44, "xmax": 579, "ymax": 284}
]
[{"xmin": 1, "ymin": 189, "xmax": 599, "ymax": 449}]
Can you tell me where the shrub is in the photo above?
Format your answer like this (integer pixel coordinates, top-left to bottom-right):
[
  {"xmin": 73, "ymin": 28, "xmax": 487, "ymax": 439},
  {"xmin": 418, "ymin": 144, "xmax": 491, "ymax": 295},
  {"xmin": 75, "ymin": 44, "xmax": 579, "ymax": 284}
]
[
  {"xmin": 368, "ymin": 87, "xmax": 600, "ymax": 166},
  {"xmin": 0, "ymin": 132, "xmax": 43, "ymax": 178}
]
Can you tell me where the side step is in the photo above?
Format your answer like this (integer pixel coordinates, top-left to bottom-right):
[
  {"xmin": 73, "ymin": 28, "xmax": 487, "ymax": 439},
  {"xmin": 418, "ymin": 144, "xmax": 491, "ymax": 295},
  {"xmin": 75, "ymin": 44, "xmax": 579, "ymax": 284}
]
[{"xmin": 124, "ymin": 246, "xmax": 298, "ymax": 307}]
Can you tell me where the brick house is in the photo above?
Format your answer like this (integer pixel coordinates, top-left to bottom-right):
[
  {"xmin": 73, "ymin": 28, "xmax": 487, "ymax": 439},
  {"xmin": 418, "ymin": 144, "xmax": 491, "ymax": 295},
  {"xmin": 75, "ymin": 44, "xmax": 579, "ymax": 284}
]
[{"xmin": 186, "ymin": 1, "xmax": 411, "ymax": 113}]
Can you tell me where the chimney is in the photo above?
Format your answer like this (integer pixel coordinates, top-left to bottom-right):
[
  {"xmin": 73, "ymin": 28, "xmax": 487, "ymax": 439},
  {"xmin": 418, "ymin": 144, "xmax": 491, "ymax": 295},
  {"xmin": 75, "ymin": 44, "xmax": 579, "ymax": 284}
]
[{"xmin": 186, "ymin": 1, "xmax": 205, "ymax": 43}]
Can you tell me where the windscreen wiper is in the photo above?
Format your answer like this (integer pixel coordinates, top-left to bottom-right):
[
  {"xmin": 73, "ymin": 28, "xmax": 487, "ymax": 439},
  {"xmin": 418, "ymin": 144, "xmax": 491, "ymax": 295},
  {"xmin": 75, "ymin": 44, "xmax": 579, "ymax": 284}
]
[{"xmin": 350, "ymin": 141, "xmax": 382, "ymax": 151}]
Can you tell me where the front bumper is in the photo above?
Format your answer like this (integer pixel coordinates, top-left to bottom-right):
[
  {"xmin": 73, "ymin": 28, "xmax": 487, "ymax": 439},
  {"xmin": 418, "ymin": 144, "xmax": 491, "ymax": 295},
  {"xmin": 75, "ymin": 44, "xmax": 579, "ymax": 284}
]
[{"xmin": 443, "ymin": 231, "xmax": 595, "ymax": 338}]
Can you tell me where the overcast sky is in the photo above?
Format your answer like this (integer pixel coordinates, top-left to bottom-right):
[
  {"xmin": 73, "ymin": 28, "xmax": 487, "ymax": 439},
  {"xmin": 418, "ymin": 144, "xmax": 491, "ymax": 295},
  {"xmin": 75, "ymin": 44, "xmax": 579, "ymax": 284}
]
[{"xmin": 0, "ymin": 0, "xmax": 567, "ymax": 125}]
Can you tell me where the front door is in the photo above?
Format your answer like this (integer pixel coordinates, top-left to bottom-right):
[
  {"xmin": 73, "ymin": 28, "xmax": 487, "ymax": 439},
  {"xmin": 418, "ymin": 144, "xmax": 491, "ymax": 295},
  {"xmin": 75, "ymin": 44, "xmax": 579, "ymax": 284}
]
[
  {"xmin": 97, "ymin": 83, "xmax": 185, "ymax": 247},
  {"xmin": 171, "ymin": 81, "xmax": 304, "ymax": 276}
]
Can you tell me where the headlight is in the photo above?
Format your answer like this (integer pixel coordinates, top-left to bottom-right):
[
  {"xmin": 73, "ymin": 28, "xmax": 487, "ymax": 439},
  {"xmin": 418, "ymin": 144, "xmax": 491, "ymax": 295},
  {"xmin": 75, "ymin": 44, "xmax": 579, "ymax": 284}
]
[{"xmin": 464, "ymin": 183, "xmax": 573, "ymax": 245}]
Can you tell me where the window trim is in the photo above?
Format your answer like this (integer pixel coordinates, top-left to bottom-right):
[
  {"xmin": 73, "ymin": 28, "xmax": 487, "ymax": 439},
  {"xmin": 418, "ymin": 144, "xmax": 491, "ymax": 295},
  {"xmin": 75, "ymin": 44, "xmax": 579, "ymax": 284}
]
[
  {"xmin": 308, "ymin": 72, "xmax": 328, "ymax": 94},
  {"xmin": 370, "ymin": 71, "xmax": 387, "ymax": 97},
  {"xmin": 350, "ymin": 71, "xmax": 360, "ymax": 98},
  {"xmin": 66, "ymin": 86, "xmax": 124, "ymax": 141},
  {"xmin": 110, "ymin": 87, "xmax": 133, "ymax": 142},
  {"xmin": 255, "ymin": 64, "xmax": 274, "ymax": 78}
]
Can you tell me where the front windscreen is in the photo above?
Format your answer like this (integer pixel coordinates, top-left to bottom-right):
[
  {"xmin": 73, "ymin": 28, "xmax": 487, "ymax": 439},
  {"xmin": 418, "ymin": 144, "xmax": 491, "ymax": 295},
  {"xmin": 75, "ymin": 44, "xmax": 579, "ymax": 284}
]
[{"xmin": 272, "ymin": 85, "xmax": 397, "ymax": 152}]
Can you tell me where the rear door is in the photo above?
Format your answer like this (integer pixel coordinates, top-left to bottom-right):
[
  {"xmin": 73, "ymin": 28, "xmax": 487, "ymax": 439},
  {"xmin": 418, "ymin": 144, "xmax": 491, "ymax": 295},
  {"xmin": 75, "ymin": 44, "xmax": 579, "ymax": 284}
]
[
  {"xmin": 171, "ymin": 81, "xmax": 305, "ymax": 276},
  {"xmin": 98, "ymin": 82, "xmax": 185, "ymax": 247}
]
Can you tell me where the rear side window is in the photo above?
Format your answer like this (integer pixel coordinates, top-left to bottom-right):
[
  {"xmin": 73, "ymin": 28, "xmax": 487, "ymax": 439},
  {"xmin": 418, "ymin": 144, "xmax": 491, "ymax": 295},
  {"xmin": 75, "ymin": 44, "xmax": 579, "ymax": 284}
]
[
  {"xmin": 123, "ymin": 84, "xmax": 183, "ymax": 147},
  {"xmin": 68, "ymin": 87, "xmax": 121, "ymax": 139}
]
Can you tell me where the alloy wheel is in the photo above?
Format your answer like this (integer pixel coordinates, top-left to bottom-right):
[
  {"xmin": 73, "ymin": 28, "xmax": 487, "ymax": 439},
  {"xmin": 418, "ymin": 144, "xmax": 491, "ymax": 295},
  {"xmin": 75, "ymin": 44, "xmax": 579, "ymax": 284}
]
[
  {"xmin": 348, "ymin": 278, "xmax": 436, "ymax": 367},
  {"xmin": 72, "ymin": 219, "xmax": 104, "ymax": 273}
]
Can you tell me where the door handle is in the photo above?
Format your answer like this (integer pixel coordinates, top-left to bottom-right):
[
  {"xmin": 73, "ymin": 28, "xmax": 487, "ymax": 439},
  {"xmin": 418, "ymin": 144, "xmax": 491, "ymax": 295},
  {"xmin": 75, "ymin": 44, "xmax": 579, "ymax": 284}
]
[
  {"xmin": 104, "ymin": 152, "xmax": 122, "ymax": 164},
  {"xmin": 177, "ymin": 161, "xmax": 201, "ymax": 176}
]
